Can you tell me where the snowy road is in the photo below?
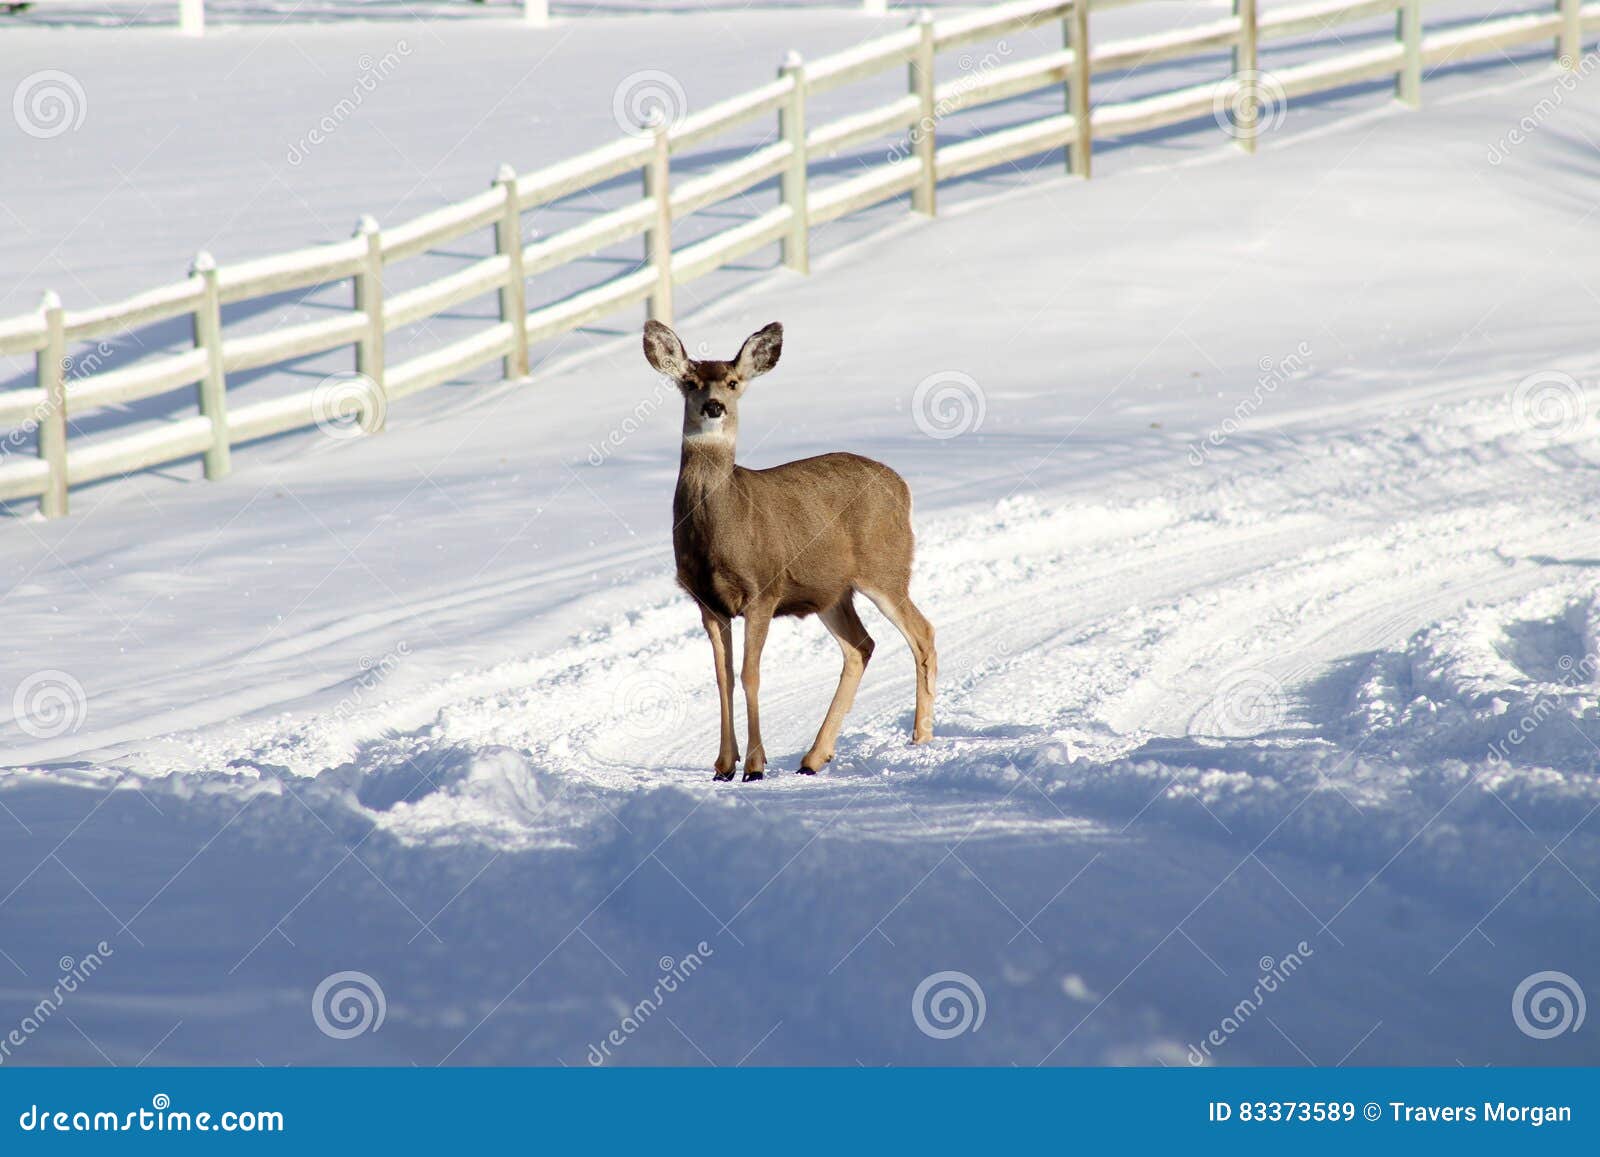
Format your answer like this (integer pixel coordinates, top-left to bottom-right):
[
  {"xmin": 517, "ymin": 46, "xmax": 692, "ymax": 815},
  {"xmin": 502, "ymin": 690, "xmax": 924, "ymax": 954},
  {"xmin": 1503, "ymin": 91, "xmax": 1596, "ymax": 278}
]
[{"xmin": 3, "ymin": 13, "xmax": 1600, "ymax": 1066}]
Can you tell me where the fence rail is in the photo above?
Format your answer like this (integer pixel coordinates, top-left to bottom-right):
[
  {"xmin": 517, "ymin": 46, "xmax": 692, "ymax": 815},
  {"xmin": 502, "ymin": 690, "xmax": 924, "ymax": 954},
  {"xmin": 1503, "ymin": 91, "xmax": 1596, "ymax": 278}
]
[{"xmin": 4, "ymin": 0, "xmax": 1597, "ymax": 519}]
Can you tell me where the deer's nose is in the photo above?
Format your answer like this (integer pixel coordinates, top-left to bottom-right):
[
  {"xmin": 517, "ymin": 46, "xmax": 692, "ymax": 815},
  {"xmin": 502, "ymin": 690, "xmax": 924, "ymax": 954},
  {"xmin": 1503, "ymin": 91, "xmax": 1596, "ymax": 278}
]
[{"xmin": 701, "ymin": 400, "xmax": 726, "ymax": 419}]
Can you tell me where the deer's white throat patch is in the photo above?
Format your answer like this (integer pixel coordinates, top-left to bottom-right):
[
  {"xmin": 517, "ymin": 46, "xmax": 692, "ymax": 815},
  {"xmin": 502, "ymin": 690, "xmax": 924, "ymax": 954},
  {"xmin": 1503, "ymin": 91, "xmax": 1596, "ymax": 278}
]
[{"xmin": 685, "ymin": 419, "xmax": 733, "ymax": 443}]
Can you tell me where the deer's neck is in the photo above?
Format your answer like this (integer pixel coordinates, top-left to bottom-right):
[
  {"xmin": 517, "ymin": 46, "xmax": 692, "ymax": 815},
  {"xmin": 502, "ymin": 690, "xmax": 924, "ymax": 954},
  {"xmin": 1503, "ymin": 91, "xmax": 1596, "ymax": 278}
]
[{"xmin": 675, "ymin": 438, "xmax": 738, "ymax": 529}]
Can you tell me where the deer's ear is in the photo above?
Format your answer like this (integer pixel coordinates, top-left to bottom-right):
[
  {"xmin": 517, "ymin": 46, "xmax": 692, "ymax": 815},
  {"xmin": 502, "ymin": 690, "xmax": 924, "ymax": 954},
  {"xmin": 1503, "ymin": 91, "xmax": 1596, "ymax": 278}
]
[
  {"xmin": 734, "ymin": 322, "xmax": 783, "ymax": 380},
  {"xmin": 643, "ymin": 320, "xmax": 690, "ymax": 379}
]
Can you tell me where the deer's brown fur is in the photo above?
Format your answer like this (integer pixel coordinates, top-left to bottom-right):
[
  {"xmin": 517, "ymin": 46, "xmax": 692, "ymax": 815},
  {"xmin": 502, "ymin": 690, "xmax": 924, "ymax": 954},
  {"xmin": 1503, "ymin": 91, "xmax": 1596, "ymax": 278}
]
[{"xmin": 644, "ymin": 320, "xmax": 936, "ymax": 781}]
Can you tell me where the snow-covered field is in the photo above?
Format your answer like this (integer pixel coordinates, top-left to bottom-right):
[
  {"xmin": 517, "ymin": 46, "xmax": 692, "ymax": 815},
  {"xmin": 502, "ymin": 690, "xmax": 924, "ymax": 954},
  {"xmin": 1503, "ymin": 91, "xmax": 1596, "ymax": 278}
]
[{"xmin": 3, "ymin": 6, "xmax": 1600, "ymax": 1066}]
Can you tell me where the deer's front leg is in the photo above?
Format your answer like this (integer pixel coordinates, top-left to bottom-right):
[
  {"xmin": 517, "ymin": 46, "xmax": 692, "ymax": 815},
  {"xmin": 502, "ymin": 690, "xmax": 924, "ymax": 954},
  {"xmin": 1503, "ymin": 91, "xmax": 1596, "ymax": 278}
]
[
  {"xmin": 740, "ymin": 603, "xmax": 774, "ymax": 781},
  {"xmin": 701, "ymin": 607, "xmax": 739, "ymax": 781}
]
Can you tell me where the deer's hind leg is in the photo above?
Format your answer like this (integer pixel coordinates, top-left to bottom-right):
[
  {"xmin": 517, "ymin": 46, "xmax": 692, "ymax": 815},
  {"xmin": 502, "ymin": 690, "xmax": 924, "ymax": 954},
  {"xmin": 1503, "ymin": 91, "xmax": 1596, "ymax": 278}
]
[
  {"xmin": 801, "ymin": 594, "xmax": 875, "ymax": 774},
  {"xmin": 858, "ymin": 586, "xmax": 936, "ymax": 744}
]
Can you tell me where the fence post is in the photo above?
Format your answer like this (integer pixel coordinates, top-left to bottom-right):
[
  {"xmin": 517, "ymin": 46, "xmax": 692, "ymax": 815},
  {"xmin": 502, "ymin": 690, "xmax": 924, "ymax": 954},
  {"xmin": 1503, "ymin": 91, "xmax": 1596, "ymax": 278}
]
[
  {"xmin": 352, "ymin": 216, "xmax": 387, "ymax": 432},
  {"xmin": 524, "ymin": 0, "xmax": 548, "ymax": 26},
  {"xmin": 495, "ymin": 164, "xmax": 530, "ymax": 378},
  {"xmin": 644, "ymin": 122, "xmax": 673, "ymax": 325},
  {"xmin": 1558, "ymin": 0, "xmax": 1581, "ymax": 66},
  {"xmin": 36, "ymin": 292, "xmax": 67, "ymax": 519},
  {"xmin": 1396, "ymin": 0, "xmax": 1422, "ymax": 107},
  {"xmin": 178, "ymin": 0, "xmax": 204, "ymax": 36},
  {"xmin": 1233, "ymin": 0, "xmax": 1258, "ymax": 153},
  {"xmin": 778, "ymin": 53, "xmax": 810, "ymax": 273},
  {"xmin": 910, "ymin": 10, "xmax": 937, "ymax": 215},
  {"xmin": 1060, "ymin": 7, "xmax": 1073, "ymax": 171},
  {"xmin": 1068, "ymin": 0, "xmax": 1092, "ymax": 177},
  {"xmin": 190, "ymin": 251, "xmax": 230, "ymax": 480}
]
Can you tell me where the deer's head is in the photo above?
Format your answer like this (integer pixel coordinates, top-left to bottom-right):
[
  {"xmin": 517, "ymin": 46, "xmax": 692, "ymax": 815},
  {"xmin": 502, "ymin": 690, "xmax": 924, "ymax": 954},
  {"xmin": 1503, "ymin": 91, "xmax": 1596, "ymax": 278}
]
[{"xmin": 643, "ymin": 320, "xmax": 783, "ymax": 446}]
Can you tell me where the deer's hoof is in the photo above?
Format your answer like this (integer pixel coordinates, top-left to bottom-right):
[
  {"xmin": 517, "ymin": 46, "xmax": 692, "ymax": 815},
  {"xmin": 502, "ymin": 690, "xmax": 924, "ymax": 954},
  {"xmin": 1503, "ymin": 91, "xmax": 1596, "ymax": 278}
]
[
  {"xmin": 713, "ymin": 769, "xmax": 736, "ymax": 782},
  {"xmin": 742, "ymin": 770, "xmax": 764, "ymax": 782},
  {"xmin": 799, "ymin": 745, "xmax": 833, "ymax": 774}
]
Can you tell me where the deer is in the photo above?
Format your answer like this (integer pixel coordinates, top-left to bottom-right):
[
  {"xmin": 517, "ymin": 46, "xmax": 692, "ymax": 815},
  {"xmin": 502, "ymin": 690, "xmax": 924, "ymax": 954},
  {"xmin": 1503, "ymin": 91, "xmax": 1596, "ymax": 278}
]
[{"xmin": 642, "ymin": 319, "xmax": 936, "ymax": 782}]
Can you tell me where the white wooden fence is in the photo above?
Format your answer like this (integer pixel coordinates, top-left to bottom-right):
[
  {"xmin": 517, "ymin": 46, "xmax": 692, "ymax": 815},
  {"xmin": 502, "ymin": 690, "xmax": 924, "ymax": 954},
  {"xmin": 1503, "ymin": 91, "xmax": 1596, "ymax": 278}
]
[{"xmin": 2, "ymin": 0, "xmax": 1595, "ymax": 520}]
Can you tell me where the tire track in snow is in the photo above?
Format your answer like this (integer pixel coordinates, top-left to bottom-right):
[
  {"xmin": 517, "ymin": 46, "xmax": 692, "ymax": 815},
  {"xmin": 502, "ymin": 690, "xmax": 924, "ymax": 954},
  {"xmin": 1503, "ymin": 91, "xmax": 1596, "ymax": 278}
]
[{"xmin": 68, "ymin": 385, "xmax": 1600, "ymax": 866}]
